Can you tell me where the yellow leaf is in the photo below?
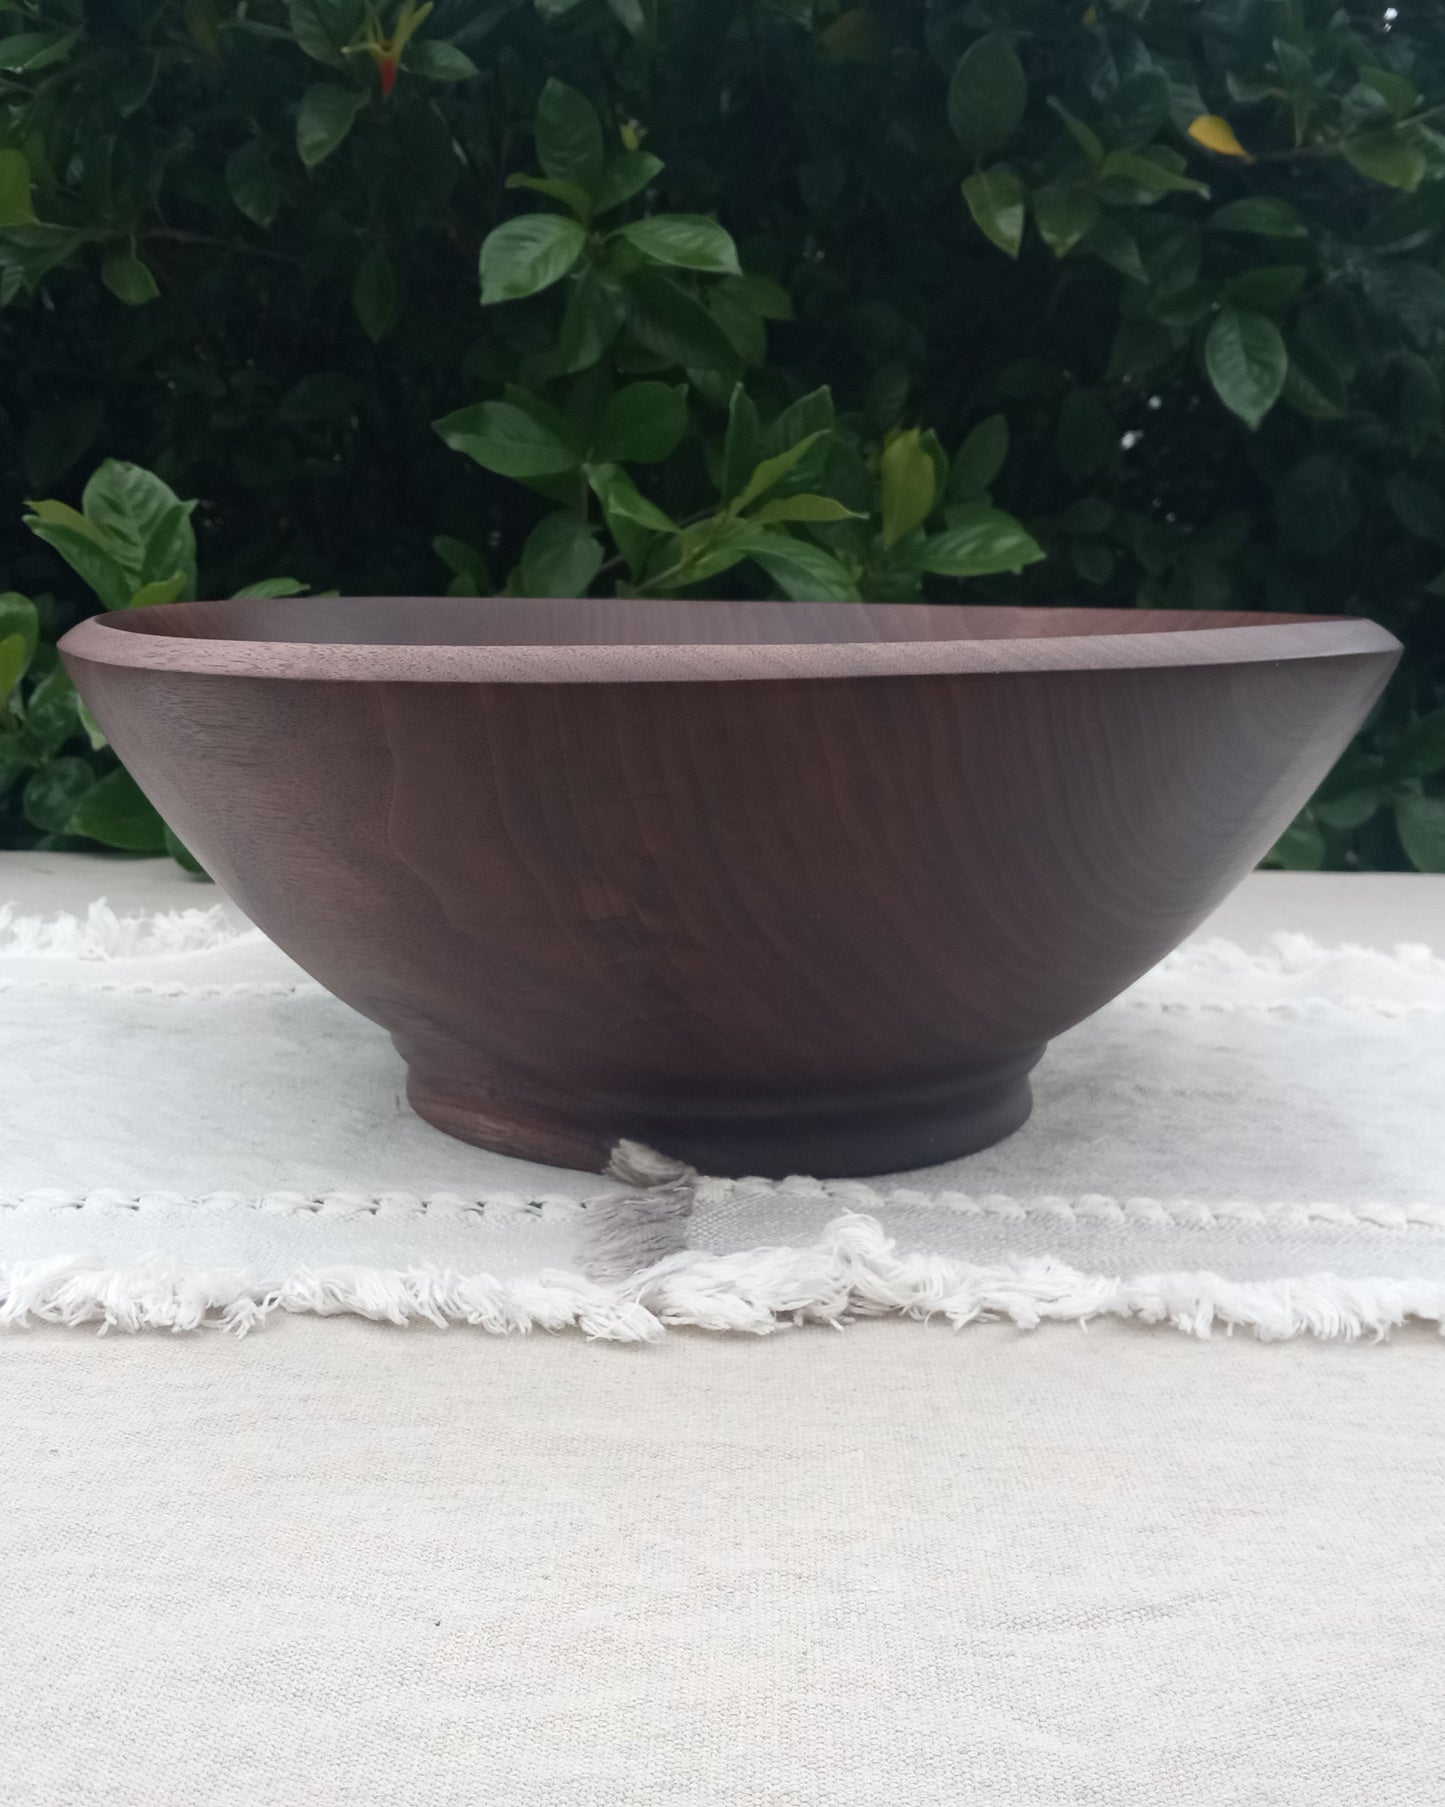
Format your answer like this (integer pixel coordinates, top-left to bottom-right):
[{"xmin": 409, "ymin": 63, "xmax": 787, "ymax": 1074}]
[
  {"xmin": 1082, "ymin": 5, "xmax": 1098, "ymax": 23},
  {"xmin": 1188, "ymin": 115, "xmax": 1253, "ymax": 161},
  {"xmin": 880, "ymin": 429, "xmax": 936, "ymax": 549}
]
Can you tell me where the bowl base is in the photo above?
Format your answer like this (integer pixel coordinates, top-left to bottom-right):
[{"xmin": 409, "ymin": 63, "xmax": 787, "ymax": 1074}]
[{"xmin": 405, "ymin": 1049, "xmax": 1043, "ymax": 1181}]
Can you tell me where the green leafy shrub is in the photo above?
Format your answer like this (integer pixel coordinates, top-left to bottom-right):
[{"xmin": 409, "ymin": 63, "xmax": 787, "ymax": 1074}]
[
  {"xmin": 1, "ymin": 459, "xmax": 303, "ymax": 857},
  {"xmin": 3, "ymin": 0, "xmax": 1445, "ymax": 867}
]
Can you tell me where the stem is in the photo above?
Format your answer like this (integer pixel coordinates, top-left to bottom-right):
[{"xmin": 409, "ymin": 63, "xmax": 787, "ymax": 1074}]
[
  {"xmin": 592, "ymin": 505, "xmax": 719, "ymax": 584},
  {"xmin": 144, "ymin": 228, "xmax": 298, "ymax": 265},
  {"xmin": 1233, "ymin": 100, "xmax": 1445, "ymax": 165}
]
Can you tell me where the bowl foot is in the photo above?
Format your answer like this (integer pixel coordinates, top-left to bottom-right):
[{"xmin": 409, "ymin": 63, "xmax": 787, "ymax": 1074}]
[{"xmin": 405, "ymin": 1049, "xmax": 1043, "ymax": 1180}]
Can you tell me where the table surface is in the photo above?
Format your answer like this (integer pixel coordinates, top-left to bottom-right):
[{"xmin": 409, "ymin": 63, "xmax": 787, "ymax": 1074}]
[{"xmin": 4, "ymin": 855, "xmax": 1444, "ymax": 1807}]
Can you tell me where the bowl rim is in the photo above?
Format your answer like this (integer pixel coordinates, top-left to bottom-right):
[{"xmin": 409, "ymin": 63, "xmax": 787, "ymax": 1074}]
[{"xmin": 59, "ymin": 597, "xmax": 1402, "ymax": 685}]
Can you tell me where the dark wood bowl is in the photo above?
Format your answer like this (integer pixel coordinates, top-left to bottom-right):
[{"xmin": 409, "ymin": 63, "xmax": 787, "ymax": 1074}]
[{"xmin": 62, "ymin": 598, "xmax": 1399, "ymax": 1178}]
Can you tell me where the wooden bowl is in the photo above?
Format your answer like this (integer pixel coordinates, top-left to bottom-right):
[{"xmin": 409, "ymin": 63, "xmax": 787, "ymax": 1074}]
[{"xmin": 62, "ymin": 598, "xmax": 1399, "ymax": 1178}]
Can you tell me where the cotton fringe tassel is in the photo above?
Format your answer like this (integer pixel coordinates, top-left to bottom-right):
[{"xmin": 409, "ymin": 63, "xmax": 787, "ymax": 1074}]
[
  {"xmin": 580, "ymin": 1139, "xmax": 699, "ymax": 1283},
  {"xmin": 5, "ymin": 1213, "xmax": 1445, "ymax": 1344}
]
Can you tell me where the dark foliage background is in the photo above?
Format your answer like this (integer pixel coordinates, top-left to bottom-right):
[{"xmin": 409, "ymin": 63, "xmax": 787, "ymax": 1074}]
[{"xmin": 3, "ymin": 0, "xmax": 1445, "ymax": 867}]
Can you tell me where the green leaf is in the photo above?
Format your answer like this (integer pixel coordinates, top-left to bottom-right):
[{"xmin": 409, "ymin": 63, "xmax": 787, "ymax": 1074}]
[
  {"xmin": 624, "ymin": 269, "xmax": 740, "ymax": 371},
  {"xmin": 594, "ymin": 151, "xmax": 664, "ymax": 216},
  {"xmin": 1358, "ymin": 65, "xmax": 1418, "ymax": 119},
  {"xmin": 586, "ymin": 462, "xmax": 677, "ymax": 534},
  {"xmin": 25, "ymin": 498, "xmax": 107, "ymax": 545},
  {"xmin": 140, "ymin": 506, "xmax": 198, "ymax": 595},
  {"xmin": 1386, "ymin": 473, "xmax": 1445, "ymax": 546},
  {"xmin": 740, "ymin": 532, "xmax": 859, "ymax": 602},
  {"xmin": 288, "ymin": 0, "xmax": 364, "ymax": 69},
  {"xmin": 23, "ymin": 521, "xmax": 132, "ymax": 612},
  {"xmin": 480, "ymin": 214, "xmax": 586, "ymax": 304},
  {"xmin": 708, "ymin": 286, "xmax": 766, "ymax": 365},
  {"xmin": 352, "ymin": 243, "xmax": 399, "ymax": 341},
  {"xmin": 127, "ymin": 572, "xmax": 187, "ymax": 609},
  {"xmin": 919, "ymin": 429, "xmax": 949, "ymax": 509},
  {"xmin": 406, "ymin": 40, "xmax": 478, "ymax": 80},
  {"xmin": 0, "ymin": 593, "xmax": 39, "ymax": 673},
  {"xmin": 433, "ymin": 400, "xmax": 580, "ymax": 477},
  {"xmin": 1268, "ymin": 814, "xmax": 1325, "ymax": 871},
  {"xmin": 505, "ymin": 173, "xmax": 593, "ymax": 219},
  {"xmin": 226, "ymin": 140, "xmax": 281, "ymax": 228},
  {"xmin": 24, "ymin": 756, "xmax": 93, "ymax": 834},
  {"xmin": 82, "ymin": 462, "xmax": 197, "ymax": 595},
  {"xmin": 1109, "ymin": 318, "xmax": 1177, "ymax": 380},
  {"xmin": 232, "ymin": 578, "xmax": 311, "ymax": 599},
  {"xmin": 1070, "ymin": 539, "xmax": 1114, "ymax": 585},
  {"xmin": 607, "ymin": 0, "xmax": 650, "ymax": 37},
  {"xmin": 1344, "ymin": 132, "xmax": 1426, "ymax": 192},
  {"xmin": 772, "ymin": 390, "xmax": 837, "ymax": 455},
  {"xmin": 865, "ymin": 362, "xmax": 909, "ymax": 431},
  {"xmin": 1208, "ymin": 197, "xmax": 1306, "ymax": 238},
  {"xmin": 722, "ymin": 384, "xmax": 761, "ymax": 503},
  {"xmin": 1393, "ymin": 710, "xmax": 1445, "ymax": 779},
  {"xmin": 1107, "ymin": 68, "xmax": 1172, "ymax": 151},
  {"xmin": 962, "ymin": 166, "xmax": 1025, "ymax": 258},
  {"xmin": 1281, "ymin": 341, "xmax": 1347, "ymax": 419},
  {"xmin": 733, "ymin": 431, "xmax": 829, "ymax": 511},
  {"xmin": 1032, "ymin": 185, "xmax": 1098, "ymax": 258},
  {"xmin": 1048, "ymin": 98, "xmax": 1104, "ymax": 167},
  {"xmin": 620, "ymin": 215, "xmax": 741, "ymax": 275},
  {"xmin": 1362, "ymin": 263, "xmax": 1445, "ymax": 350},
  {"xmin": 0, "ymin": 736, "xmax": 32, "ymax": 797},
  {"xmin": 725, "ymin": 274, "xmax": 793, "ymax": 321},
  {"xmin": 557, "ymin": 267, "xmax": 624, "ymax": 372},
  {"xmin": 751, "ymin": 494, "xmax": 860, "ymax": 525},
  {"xmin": 1225, "ymin": 264, "xmax": 1307, "ymax": 311},
  {"xmin": 536, "ymin": 78, "xmax": 604, "ymax": 196},
  {"xmin": 1273, "ymin": 37, "xmax": 1315, "ymax": 145},
  {"xmin": 25, "ymin": 667, "xmax": 80, "ymax": 754},
  {"xmin": 1312, "ymin": 787, "xmax": 1380, "ymax": 831},
  {"xmin": 880, "ymin": 429, "xmax": 936, "ymax": 548},
  {"xmin": 517, "ymin": 512, "xmax": 603, "ymax": 597},
  {"xmin": 66, "ymin": 768, "xmax": 167, "ymax": 853},
  {"xmin": 949, "ymin": 414, "xmax": 1009, "ymax": 500},
  {"xmin": 1274, "ymin": 452, "xmax": 1356, "ymax": 553},
  {"xmin": 920, "ymin": 508, "xmax": 1045, "ymax": 577},
  {"xmin": 597, "ymin": 382, "xmax": 688, "ymax": 463},
  {"xmin": 653, "ymin": 520, "xmax": 754, "ymax": 590},
  {"xmin": 296, "ymin": 84, "xmax": 365, "ymax": 168},
  {"xmin": 0, "ymin": 634, "xmax": 27, "ymax": 698},
  {"xmin": 0, "ymin": 28, "xmax": 79, "ymax": 72},
  {"xmin": 0, "ymin": 149, "xmax": 36, "ymax": 228},
  {"xmin": 948, "ymin": 32, "xmax": 1026, "ymax": 164},
  {"xmin": 1395, "ymin": 793, "xmax": 1445, "ymax": 873},
  {"xmin": 1079, "ymin": 216, "xmax": 1147, "ymax": 282},
  {"xmin": 164, "ymin": 824, "xmax": 205, "ymax": 873},
  {"xmin": 1098, "ymin": 151, "xmax": 1208, "ymax": 198},
  {"xmin": 432, "ymin": 536, "xmax": 492, "ymax": 597},
  {"xmin": 1204, "ymin": 305, "xmax": 1287, "ymax": 430},
  {"xmin": 101, "ymin": 250, "xmax": 160, "ymax": 306}
]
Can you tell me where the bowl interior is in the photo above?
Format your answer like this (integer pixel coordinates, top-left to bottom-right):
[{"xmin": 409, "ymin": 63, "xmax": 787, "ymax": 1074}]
[{"xmin": 91, "ymin": 596, "xmax": 1330, "ymax": 650}]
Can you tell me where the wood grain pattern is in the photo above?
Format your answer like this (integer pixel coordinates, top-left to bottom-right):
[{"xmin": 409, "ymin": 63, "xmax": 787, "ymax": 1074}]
[{"xmin": 62, "ymin": 599, "xmax": 1400, "ymax": 1177}]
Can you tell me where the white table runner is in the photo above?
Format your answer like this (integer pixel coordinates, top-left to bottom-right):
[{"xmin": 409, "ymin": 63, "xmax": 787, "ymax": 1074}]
[{"xmin": 5, "ymin": 861, "xmax": 1444, "ymax": 1340}]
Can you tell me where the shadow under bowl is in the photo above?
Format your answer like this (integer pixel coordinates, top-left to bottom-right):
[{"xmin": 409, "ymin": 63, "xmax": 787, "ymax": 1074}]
[{"xmin": 61, "ymin": 597, "xmax": 1400, "ymax": 1178}]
